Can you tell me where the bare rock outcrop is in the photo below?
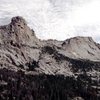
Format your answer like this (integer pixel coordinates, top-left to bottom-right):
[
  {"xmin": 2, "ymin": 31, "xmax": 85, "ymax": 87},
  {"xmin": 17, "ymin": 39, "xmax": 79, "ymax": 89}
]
[
  {"xmin": 0, "ymin": 16, "xmax": 100, "ymax": 100},
  {"xmin": 0, "ymin": 16, "xmax": 41, "ymax": 70},
  {"xmin": 0, "ymin": 16, "xmax": 100, "ymax": 76}
]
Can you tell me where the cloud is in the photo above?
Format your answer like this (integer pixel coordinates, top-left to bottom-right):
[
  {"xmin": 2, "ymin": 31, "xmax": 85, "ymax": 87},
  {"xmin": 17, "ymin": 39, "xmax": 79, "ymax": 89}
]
[{"xmin": 0, "ymin": 0, "xmax": 100, "ymax": 43}]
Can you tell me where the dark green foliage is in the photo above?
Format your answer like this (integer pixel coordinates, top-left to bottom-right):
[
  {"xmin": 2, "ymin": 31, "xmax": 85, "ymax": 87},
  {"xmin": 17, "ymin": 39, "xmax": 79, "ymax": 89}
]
[
  {"xmin": 0, "ymin": 69, "xmax": 99, "ymax": 100},
  {"xmin": 26, "ymin": 60, "xmax": 39, "ymax": 71}
]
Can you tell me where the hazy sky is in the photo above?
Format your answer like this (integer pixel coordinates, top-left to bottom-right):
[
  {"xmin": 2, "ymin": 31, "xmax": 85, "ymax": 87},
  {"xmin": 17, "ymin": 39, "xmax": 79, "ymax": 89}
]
[{"xmin": 0, "ymin": 0, "xmax": 100, "ymax": 42}]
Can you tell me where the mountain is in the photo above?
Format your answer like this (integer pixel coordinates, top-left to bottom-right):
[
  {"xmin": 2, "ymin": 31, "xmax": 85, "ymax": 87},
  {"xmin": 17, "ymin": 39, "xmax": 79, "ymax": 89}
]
[{"xmin": 0, "ymin": 16, "xmax": 100, "ymax": 100}]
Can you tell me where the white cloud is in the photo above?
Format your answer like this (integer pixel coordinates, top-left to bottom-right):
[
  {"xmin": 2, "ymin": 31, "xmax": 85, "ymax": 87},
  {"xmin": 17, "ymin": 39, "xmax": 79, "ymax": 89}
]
[{"xmin": 0, "ymin": 0, "xmax": 100, "ymax": 43}]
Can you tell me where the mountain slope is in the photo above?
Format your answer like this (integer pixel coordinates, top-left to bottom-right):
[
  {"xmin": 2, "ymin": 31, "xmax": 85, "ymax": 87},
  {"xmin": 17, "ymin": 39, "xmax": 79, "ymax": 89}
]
[{"xmin": 0, "ymin": 16, "xmax": 100, "ymax": 100}]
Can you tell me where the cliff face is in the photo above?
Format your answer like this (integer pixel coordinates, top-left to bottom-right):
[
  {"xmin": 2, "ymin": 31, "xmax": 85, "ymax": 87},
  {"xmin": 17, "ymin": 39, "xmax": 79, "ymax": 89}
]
[{"xmin": 0, "ymin": 16, "xmax": 100, "ymax": 100}]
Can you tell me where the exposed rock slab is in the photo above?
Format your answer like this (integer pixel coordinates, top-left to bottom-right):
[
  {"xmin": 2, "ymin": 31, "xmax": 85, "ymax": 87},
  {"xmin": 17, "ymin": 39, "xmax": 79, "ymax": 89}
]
[
  {"xmin": 0, "ymin": 16, "xmax": 100, "ymax": 100},
  {"xmin": 0, "ymin": 16, "xmax": 100, "ymax": 75}
]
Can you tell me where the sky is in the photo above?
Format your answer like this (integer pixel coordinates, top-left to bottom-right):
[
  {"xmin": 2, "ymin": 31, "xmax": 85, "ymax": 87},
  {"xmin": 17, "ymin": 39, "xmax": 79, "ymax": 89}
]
[{"xmin": 0, "ymin": 0, "xmax": 100, "ymax": 43}]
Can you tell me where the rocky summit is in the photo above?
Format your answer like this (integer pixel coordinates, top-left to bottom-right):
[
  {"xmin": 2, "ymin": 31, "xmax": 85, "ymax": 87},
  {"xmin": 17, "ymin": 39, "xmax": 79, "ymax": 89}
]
[{"xmin": 0, "ymin": 16, "xmax": 100, "ymax": 100}]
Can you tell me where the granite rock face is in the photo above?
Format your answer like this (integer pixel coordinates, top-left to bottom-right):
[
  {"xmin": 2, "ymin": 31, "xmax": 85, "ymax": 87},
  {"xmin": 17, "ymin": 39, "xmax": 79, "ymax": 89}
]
[{"xmin": 0, "ymin": 16, "xmax": 100, "ymax": 100}]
